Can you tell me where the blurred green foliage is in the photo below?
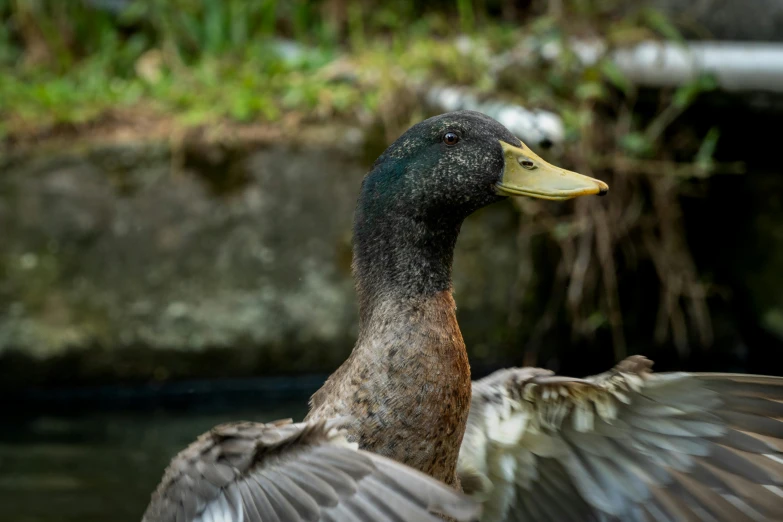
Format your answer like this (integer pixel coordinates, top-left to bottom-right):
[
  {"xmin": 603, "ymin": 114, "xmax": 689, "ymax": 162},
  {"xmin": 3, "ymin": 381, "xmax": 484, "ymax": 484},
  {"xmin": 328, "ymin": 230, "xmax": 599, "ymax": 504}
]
[
  {"xmin": 0, "ymin": 0, "xmax": 730, "ymax": 360},
  {"xmin": 0, "ymin": 0, "xmax": 705, "ymax": 142},
  {"xmin": 0, "ymin": 0, "xmax": 507, "ymax": 136}
]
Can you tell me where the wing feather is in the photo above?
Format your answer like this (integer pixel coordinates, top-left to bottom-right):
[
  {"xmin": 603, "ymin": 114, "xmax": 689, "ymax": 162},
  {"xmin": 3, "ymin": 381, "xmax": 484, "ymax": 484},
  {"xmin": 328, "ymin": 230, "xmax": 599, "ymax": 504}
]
[
  {"xmin": 144, "ymin": 418, "xmax": 480, "ymax": 522},
  {"xmin": 338, "ymin": 490, "xmax": 396, "ymax": 522},
  {"xmin": 251, "ymin": 473, "xmax": 303, "ymax": 521},
  {"xmin": 235, "ymin": 480, "xmax": 263, "ymax": 521},
  {"xmin": 282, "ymin": 463, "xmax": 341, "ymax": 507},
  {"xmin": 718, "ymin": 411, "xmax": 783, "ymax": 438},
  {"xmin": 263, "ymin": 469, "xmax": 322, "ymax": 521},
  {"xmin": 460, "ymin": 356, "xmax": 783, "ymax": 521}
]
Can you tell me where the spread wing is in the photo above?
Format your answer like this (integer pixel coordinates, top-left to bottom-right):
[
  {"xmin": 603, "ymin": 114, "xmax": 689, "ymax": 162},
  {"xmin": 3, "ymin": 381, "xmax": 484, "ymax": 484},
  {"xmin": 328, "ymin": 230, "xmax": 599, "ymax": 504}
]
[
  {"xmin": 458, "ymin": 356, "xmax": 783, "ymax": 522},
  {"xmin": 144, "ymin": 417, "xmax": 480, "ymax": 522}
]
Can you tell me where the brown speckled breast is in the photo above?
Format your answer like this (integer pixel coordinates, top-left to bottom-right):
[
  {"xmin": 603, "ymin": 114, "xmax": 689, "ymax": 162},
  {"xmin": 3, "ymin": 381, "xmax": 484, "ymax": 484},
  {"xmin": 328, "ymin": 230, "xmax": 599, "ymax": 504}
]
[{"xmin": 306, "ymin": 291, "xmax": 471, "ymax": 487}]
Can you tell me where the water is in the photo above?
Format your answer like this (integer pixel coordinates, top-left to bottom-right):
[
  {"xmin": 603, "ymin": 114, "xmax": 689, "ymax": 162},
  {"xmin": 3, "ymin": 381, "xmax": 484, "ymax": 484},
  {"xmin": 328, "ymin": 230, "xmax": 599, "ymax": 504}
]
[{"xmin": 0, "ymin": 380, "xmax": 314, "ymax": 522}]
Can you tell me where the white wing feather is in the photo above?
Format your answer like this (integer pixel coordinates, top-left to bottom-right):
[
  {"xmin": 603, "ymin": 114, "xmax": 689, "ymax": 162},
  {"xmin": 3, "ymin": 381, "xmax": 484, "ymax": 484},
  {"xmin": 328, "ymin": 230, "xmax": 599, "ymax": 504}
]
[{"xmin": 459, "ymin": 356, "xmax": 783, "ymax": 522}]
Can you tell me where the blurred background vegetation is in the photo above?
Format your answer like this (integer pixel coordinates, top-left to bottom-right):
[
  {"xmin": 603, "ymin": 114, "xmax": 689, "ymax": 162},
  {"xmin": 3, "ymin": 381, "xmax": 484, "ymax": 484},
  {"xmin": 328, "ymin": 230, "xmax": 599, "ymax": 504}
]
[
  {"xmin": 2, "ymin": 0, "xmax": 782, "ymax": 382},
  {"xmin": 0, "ymin": 0, "xmax": 740, "ymax": 143},
  {"xmin": 2, "ymin": 1, "xmax": 783, "ymax": 521},
  {"xmin": 2, "ymin": 0, "xmax": 783, "ymax": 380}
]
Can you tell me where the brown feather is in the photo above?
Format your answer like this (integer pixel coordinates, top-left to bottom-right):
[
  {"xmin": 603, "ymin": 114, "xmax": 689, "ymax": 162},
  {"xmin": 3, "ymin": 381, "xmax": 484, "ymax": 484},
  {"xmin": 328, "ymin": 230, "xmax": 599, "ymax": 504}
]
[{"xmin": 307, "ymin": 291, "xmax": 472, "ymax": 487}]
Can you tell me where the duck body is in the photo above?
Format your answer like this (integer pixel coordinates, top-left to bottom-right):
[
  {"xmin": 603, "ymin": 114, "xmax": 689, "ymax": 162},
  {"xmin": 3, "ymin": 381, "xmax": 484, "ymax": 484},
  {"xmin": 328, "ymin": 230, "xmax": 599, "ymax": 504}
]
[{"xmin": 143, "ymin": 111, "xmax": 782, "ymax": 522}]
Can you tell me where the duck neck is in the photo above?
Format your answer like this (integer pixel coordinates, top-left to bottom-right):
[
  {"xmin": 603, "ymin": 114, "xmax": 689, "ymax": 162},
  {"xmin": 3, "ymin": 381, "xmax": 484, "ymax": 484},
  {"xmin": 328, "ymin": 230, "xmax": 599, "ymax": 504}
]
[
  {"xmin": 349, "ymin": 200, "xmax": 472, "ymax": 484},
  {"xmin": 353, "ymin": 204, "xmax": 462, "ymax": 324}
]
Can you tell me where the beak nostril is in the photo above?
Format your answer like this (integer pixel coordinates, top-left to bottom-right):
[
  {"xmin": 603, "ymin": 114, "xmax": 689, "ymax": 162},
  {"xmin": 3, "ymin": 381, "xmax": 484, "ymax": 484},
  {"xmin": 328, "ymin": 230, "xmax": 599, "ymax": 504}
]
[{"xmin": 518, "ymin": 158, "xmax": 536, "ymax": 170}]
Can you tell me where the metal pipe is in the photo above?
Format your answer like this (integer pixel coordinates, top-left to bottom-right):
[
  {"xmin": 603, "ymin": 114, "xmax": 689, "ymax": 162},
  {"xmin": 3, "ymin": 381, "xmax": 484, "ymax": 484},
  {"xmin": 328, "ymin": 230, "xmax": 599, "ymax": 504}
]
[{"xmin": 553, "ymin": 40, "xmax": 783, "ymax": 94}]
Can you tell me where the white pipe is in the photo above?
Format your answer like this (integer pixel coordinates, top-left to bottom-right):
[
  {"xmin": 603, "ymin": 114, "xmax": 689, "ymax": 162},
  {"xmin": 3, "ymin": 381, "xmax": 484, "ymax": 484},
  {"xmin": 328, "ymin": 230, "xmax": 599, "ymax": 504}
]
[
  {"xmin": 610, "ymin": 41, "xmax": 783, "ymax": 93},
  {"xmin": 549, "ymin": 40, "xmax": 783, "ymax": 94}
]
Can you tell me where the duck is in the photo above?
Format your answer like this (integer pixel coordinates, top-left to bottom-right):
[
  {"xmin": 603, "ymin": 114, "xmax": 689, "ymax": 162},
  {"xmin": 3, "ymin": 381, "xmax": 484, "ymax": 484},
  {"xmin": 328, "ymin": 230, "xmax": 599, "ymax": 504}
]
[{"xmin": 142, "ymin": 111, "xmax": 783, "ymax": 522}]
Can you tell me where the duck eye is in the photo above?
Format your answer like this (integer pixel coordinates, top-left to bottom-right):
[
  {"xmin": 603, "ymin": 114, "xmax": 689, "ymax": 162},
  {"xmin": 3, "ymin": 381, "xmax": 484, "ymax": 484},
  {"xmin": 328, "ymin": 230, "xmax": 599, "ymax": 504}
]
[{"xmin": 443, "ymin": 132, "xmax": 459, "ymax": 146}]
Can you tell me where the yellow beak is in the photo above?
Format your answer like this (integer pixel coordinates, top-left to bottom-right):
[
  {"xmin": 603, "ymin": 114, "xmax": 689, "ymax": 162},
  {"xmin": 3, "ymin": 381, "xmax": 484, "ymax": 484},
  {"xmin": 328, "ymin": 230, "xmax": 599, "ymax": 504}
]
[{"xmin": 496, "ymin": 141, "xmax": 608, "ymax": 200}]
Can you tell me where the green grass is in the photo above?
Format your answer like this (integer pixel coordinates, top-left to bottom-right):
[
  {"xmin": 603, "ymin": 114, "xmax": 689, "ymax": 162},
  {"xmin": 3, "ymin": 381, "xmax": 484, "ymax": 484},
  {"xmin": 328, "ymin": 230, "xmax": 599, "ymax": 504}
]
[
  {"xmin": 0, "ymin": 0, "xmax": 680, "ymax": 141},
  {"xmin": 0, "ymin": 35, "xmax": 485, "ymax": 139},
  {"xmin": 0, "ymin": 0, "xmax": 483, "ymax": 139}
]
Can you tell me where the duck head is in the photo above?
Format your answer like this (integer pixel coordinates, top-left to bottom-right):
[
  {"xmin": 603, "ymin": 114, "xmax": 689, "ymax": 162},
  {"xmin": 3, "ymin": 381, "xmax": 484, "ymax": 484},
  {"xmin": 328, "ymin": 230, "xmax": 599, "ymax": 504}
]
[
  {"xmin": 362, "ymin": 110, "xmax": 607, "ymax": 222},
  {"xmin": 353, "ymin": 110, "xmax": 608, "ymax": 311}
]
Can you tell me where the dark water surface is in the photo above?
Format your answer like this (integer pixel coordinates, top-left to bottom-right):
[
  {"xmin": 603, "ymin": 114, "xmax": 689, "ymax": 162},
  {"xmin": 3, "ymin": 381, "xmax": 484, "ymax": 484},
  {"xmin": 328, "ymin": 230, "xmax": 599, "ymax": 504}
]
[{"xmin": 0, "ymin": 379, "xmax": 315, "ymax": 522}]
